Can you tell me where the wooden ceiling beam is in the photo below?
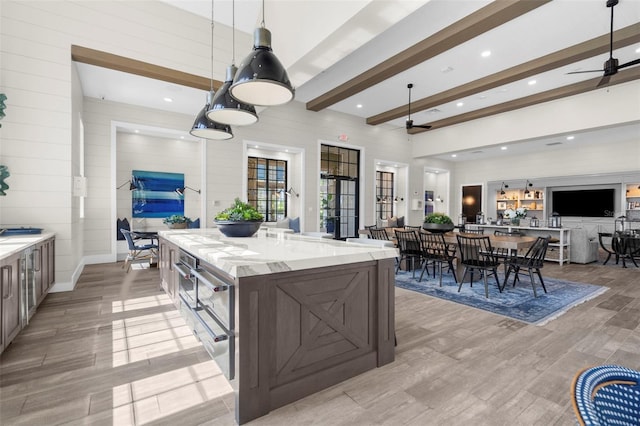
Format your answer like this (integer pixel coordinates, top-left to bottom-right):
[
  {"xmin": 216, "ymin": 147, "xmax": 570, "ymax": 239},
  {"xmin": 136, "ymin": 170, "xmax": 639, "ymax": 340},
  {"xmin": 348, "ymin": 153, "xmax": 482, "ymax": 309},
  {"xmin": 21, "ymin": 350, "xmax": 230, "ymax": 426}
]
[
  {"xmin": 369, "ymin": 23, "xmax": 640, "ymax": 125},
  {"xmin": 305, "ymin": 0, "xmax": 550, "ymax": 112},
  {"xmin": 407, "ymin": 66, "xmax": 640, "ymax": 134},
  {"xmin": 71, "ymin": 45, "xmax": 221, "ymax": 92}
]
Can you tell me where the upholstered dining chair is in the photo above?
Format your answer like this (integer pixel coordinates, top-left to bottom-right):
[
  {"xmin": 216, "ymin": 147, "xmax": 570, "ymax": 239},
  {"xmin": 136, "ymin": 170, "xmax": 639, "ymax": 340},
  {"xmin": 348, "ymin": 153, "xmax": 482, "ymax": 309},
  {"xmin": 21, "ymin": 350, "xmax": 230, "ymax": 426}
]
[
  {"xmin": 571, "ymin": 364, "xmax": 640, "ymax": 426},
  {"xmin": 419, "ymin": 232, "xmax": 457, "ymax": 285},
  {"xmin": 456, "ymin": 234, "xmax": 501, "ymax": 298},
  {"xmin": 394, "ymin": 229, "xmax": 422, "ymax": 278},
  {"xmin": 121, "ymin": 229, "xmax": 159, "ymax": 272},
  {"xmin": 503, "ymin": 236, "xmax": 549, "ymax": 297}
]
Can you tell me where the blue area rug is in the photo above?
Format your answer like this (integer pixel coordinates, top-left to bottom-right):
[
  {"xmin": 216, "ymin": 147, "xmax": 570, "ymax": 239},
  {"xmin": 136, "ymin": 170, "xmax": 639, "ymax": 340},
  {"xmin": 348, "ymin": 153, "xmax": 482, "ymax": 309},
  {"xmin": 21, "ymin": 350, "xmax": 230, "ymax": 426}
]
[{"xmin": 395, "ymin": 269, "xmax": 608, "ymax": 325}]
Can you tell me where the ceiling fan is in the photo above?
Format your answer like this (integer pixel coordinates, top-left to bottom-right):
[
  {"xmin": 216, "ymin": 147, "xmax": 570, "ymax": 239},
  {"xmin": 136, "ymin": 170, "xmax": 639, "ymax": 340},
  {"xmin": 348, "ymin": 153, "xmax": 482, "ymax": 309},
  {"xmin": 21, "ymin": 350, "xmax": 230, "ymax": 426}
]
[
  {"xmin": 568, "ymin": 0, "xmax": 640, "ymax": 86},
  {"xmin": 405, "ymin": 83, "xmax": 432, "ymax": 130}
]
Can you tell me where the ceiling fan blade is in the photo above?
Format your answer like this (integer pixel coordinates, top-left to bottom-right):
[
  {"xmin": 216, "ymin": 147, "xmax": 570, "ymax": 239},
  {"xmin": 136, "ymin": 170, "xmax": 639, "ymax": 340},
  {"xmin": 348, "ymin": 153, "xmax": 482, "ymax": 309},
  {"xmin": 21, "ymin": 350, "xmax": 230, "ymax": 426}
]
[
  {"xmin": 413, "ymin": 124, "xmax": 432, "ymax": 129},
  {"xmin": 596, "ymin": 74, "xmax": 611, "ymax": 87},
  {"xmin": 618, "ymin": 58, "xmax": 640, "ymax": 70},
  {"xmin": 567, "ymin": 69, "xmax": 603, "ymax": 74}
]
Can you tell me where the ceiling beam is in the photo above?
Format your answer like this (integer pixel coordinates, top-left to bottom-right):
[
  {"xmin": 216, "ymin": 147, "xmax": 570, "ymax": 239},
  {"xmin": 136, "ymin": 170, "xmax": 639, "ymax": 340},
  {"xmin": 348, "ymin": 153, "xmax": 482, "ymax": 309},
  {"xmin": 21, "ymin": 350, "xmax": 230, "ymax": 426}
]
[
  {"xmin": 368, "ymin": 23, "xmax": 640, "ymax": 125},
  {"xmin": 407, "ymin": 66, "xmax": 640, "ymax": 134},
  {"xmin": 305, "ymin": 0, "xmax": 551, "ymax": 112},
  {"xmin": 71, "ymin": 45, "xmax": 221, "ymax": 92}
]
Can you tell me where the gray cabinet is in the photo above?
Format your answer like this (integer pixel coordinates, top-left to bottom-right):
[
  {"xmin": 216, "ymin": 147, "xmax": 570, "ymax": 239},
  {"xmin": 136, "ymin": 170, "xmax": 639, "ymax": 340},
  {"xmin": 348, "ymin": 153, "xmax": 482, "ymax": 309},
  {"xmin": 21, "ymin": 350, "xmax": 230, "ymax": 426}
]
[
  {"xmin": 34, "ymin": 237, "xmax": 55, "ymax": 305},
  {"xmin": 1, "ymin": 251, "xmax": 22, "ymax": 353},
  {"xmin": 159, "ymin": 239, "xmax": 178, "ymax": 303}
]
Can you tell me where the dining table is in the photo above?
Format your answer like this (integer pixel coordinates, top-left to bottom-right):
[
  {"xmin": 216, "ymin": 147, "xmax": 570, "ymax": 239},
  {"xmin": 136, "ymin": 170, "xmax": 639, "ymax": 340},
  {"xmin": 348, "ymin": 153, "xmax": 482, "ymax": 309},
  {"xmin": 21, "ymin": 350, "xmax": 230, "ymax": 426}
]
[
  {"xmin": 361, "ymin": 228, "xmax": 537, "ymax": 280},
  {"xmin": 442, "ymin": 232, "xmax": 537, "ymax": 283}
]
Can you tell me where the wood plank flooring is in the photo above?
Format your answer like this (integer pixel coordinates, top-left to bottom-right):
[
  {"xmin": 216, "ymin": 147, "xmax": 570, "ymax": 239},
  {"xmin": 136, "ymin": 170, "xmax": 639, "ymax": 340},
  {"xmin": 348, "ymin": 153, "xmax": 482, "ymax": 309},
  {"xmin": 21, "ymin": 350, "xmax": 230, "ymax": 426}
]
[{"xmin": 1, "ymin": 254, "xmax": 639, "ymax": 425}]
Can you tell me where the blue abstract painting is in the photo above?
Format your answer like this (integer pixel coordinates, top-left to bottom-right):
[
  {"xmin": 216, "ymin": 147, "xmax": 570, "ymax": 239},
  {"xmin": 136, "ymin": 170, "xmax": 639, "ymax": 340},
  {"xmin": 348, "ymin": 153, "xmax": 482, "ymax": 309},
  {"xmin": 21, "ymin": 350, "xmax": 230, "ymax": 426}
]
[{"xmin": 132, "ymin": 170, "xmax": 184, "ymax": 218}]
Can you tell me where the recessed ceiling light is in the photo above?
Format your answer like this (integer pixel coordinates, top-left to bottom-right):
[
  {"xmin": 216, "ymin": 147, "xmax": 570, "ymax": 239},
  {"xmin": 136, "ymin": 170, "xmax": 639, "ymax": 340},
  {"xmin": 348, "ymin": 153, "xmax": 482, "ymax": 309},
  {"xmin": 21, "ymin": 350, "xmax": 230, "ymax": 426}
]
[
  {"xmin": 393, "ymin": 164, "xmax": 398, "ymax": 167},
  {"xmin": 456, "ymin": 102, "xmax": 464, "ymax": 107},
  {"xmin": 451, "ymin": 154, "xmax": 457, "ymax": 158},
  {"xmin": 566, "ymin": 135, "xmax": 575, "ymax": 140},
  {"xmin": 481, "ymin": 50, "xmax": 491, "ymax": 58},
  {"xmin": 285, "ymin": 149, "xmax": 289, "ymax": 153},
  {"xmin": 636, "ymin": 47, "xmax": 640, "ymax": 54},
  {"xmin": 254, "ymin": 145, "xmax": 259, "ymax": 148},
  {"xmin": 180, "ymin": 136, "xmax": 184, "ymax": 139},
  {"xmin": 435, "ymin": 171, "xmax": 439, "ymax": 174},
  {"xmin": 501, "ymin": 146, "xmax": 507, "ymax": 150},
  {"xmin": 477, "ymin": 95, "xmax": 487, "ymax": 99},
  {"xmin": 163, "ymin": 97, "xmax": 173, "ymax": 102},
  {"xmin": 356, "ymin": 104, "xmax": 363, "ymax": 108},
  {"xmin": 528, "ymin": 80, "xmax": 537, "ymax": 86},
  {"xmin": 134, "ymin": 130, "xmax": 139, "ymax": 133}
]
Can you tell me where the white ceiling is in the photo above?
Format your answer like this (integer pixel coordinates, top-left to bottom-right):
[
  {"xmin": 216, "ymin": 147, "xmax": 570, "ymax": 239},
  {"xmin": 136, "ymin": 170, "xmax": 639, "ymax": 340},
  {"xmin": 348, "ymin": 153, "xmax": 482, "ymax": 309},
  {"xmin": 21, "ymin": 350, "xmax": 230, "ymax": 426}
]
[{"xmin": 76, "ymin": 0, "xmax": 640, "ymax": 160}]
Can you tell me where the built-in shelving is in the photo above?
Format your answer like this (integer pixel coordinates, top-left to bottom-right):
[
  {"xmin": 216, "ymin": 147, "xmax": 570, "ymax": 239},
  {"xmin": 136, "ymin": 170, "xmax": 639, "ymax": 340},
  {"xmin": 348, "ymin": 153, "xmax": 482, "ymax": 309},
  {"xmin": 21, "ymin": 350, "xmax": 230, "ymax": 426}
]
[
  {"xmin": 626, "ymin": 184, "xmax": 640, "ymax": 221},
  {"xmin": 496, "ymin": 188, "xmax": 544, "ymax": 219}
]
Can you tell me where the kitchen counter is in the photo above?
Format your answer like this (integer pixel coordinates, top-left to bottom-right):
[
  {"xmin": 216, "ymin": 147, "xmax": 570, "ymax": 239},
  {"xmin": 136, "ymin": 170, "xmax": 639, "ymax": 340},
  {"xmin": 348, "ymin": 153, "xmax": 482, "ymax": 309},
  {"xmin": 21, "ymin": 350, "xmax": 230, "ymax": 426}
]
[
  {"xmin": 158, "ymin": 228, "xmax": 398, "ymax": 277},
  {"xmin": 158, "ymin": 229, "xmax": 396, "ymax": 424},
  {"xmin": 0, "ymin": 232, "xmax": 56, "ymax": 260}
]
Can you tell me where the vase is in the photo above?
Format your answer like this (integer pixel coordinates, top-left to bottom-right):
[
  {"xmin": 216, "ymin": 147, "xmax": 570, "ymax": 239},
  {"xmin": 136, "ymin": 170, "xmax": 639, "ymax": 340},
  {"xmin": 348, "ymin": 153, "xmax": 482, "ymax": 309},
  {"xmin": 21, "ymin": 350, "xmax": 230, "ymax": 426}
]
[
  {"xmin": 511, "ymin": 218, "xmax": 520, "ymax": 226},
  {"xmin": 215, "ymin": 220, "xmax": 263, "ymax": 237}
]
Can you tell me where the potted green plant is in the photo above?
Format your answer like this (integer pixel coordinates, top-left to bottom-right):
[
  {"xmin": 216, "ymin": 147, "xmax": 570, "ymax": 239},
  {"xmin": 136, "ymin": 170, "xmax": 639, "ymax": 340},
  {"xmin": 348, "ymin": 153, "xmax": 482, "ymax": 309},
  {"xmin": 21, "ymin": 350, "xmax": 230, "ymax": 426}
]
[
  {"xmin": 163, "ymin": 214, "xmax": 192, "ymax": 229},
  {"xmin": 214, "ymin": 198, "xmax": 264, "ymax": 237},
  {"xmin": 422, "ymin": 212, "xmax": 455, "ymax": 233}
]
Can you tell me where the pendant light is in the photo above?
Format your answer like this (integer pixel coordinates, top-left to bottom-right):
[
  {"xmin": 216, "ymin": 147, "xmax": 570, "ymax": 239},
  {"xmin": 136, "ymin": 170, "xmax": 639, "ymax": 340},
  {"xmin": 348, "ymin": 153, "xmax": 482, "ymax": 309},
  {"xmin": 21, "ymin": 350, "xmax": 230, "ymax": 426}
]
[
  {"xmin": 229, "ymin": 0, "xmax": 295, "ymax": 106},
  {"xmin": 207, "ymin": 0, "xmax": 258, "ymax": 125},
  {"xmin": 189, "ymin": 0, "xmax": 233, "ymax": 140}
]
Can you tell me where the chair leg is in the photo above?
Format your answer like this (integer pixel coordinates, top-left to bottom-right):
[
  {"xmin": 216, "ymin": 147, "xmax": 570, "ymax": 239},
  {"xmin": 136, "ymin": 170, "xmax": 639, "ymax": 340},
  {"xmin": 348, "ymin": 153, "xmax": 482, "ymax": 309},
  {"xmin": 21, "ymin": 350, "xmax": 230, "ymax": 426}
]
[
  {"xmin": 528, "ymin": 269, "xmax": 538, "ymax": 298},
  {"xmin": 458, "ymin": 267, "xmax": 469, "ymax": 293},
  {"xmin": 535, "ymin": 269, "xmax": 547, "ymax": 293},
  {"xmin": 603, "ymin": 252, "xmax": 612, "ymax": 265},
  {"xmin": 438, "ymin": 262, "xmax": 443, "ymax": 287},
  {"xmin": 448, "ymin": 260, "xmax": 458, "ymax": 283},
  {"xmin": 419, "ymin": 260, "xmax": 428, "ymax": 282},
  {"xmin": 483, "ymin": 272, "xmax": 489, "ymax": 298},
  {"xmin": 492, "ymin": 268, "xmax": 502, "ymax": 293}
]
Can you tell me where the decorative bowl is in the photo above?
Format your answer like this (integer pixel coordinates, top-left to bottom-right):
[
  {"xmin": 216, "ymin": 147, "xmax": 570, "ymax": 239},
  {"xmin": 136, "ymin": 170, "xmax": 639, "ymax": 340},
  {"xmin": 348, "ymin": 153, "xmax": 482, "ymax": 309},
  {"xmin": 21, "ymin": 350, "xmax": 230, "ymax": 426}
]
[
  {"xmin": 422, "ymin": 223, "xmax": 455, "ymax": 233},
  {"xmin": 215, "ymin": 220, "xmax": 263, "ymax": 237}
]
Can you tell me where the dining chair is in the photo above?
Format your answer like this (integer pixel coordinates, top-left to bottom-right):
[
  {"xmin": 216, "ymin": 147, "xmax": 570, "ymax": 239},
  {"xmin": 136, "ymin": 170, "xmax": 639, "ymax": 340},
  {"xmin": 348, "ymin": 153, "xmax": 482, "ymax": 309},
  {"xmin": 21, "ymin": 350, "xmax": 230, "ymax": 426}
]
[
  {"xmin": 456, "ymin": 234, "xmax": 501, "ymax": 298},
  {"xmin": 419, "ymin": 232, "xmax": 457, "ymax": 285},
  {"xmin": 503, "ymin": 236, "xmax": 549, "ymax": 297},
  {"xmin": 571, "ymin": 364, "xmax": 640, "ymax": 426},
  {"xmin": 369, "ymin": 227, "xmax": 390, "ymax": 241},
  {"xmin": 394, "ymin": 229, "xmax": 422, "ymax": 278},
  {"xmin": 121, "ymin": 229, "xmax": 159, "ymax": 272},
  {"xmin": 464, "ymin": 228, "xmax": 484, "ymax": 235},
  {"xmin": 493, "ymin": 229, "xmax": 522, "ymax": 273}
]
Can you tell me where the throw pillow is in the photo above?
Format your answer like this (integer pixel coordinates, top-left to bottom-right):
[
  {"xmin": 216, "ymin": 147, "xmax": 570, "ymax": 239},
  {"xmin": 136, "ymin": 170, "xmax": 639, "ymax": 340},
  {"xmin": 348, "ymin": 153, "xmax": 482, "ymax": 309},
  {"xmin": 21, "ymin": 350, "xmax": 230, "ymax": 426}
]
[
  {"xmin": 188, "ymin": 218, "xmax": 200, "ymax": 229},
  {"xmin": 289, "ymin": 217, "xmax": 300, "ymax": 233},
  {"xmin": 397, "ymin": 216, "xmax": 405, "ymax": 228},
  {"xmin": 387, "ymin": 216, "xmax": 398, "ymax": 228},
  {"xmin": 276, "ymin": 217, "xmax": 290, "ymax": 229}
]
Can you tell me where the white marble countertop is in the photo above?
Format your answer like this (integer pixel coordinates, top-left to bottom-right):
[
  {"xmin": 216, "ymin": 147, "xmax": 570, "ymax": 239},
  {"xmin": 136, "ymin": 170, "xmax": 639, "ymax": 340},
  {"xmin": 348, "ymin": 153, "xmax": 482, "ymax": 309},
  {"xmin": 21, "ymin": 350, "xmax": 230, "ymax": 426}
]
[
  {"xmin": 0, "ymin": 232, "xmax": 56, "ymax": 260},
  {"xmin": 158, "ymin": 228, "xmax": 398, "ymax": 278}
]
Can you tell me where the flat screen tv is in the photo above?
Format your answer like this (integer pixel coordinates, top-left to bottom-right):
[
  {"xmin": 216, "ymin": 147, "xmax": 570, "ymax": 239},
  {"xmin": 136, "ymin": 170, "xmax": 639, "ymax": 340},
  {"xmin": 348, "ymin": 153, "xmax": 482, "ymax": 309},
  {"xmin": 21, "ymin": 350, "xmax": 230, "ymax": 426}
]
[{"xmin": 551, "ymin": 188, "xmax": 615, "ymax": 217}]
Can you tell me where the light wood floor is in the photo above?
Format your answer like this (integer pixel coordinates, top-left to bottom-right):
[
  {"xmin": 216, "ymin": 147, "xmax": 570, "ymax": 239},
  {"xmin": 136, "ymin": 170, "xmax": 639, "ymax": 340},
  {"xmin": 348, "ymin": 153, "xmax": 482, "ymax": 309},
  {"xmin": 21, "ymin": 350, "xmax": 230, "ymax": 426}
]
[{"xmin": 1, "ymin": 254, "xmax": 639, "ymax": 425}]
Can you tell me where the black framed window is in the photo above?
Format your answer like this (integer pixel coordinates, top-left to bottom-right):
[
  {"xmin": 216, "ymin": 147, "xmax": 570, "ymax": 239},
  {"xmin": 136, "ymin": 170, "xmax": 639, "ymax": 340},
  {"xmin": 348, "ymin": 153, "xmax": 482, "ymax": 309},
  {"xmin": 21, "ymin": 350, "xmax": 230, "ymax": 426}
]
[
  {"xmin": 247, "ymin": 156, "xmax": 287, "ymax": 222},
  {"xmin": 376, "ymin": 171, "xmax": 394, "ymax": 219}
]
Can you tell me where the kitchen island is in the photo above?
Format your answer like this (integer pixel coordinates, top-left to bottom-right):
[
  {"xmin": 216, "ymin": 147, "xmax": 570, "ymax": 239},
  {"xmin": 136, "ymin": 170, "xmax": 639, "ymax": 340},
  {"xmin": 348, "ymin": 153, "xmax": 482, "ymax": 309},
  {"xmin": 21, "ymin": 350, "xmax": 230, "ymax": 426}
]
[{"xmin": 158, "ymin": 229, "xmax": 397, "ymax": 424}]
